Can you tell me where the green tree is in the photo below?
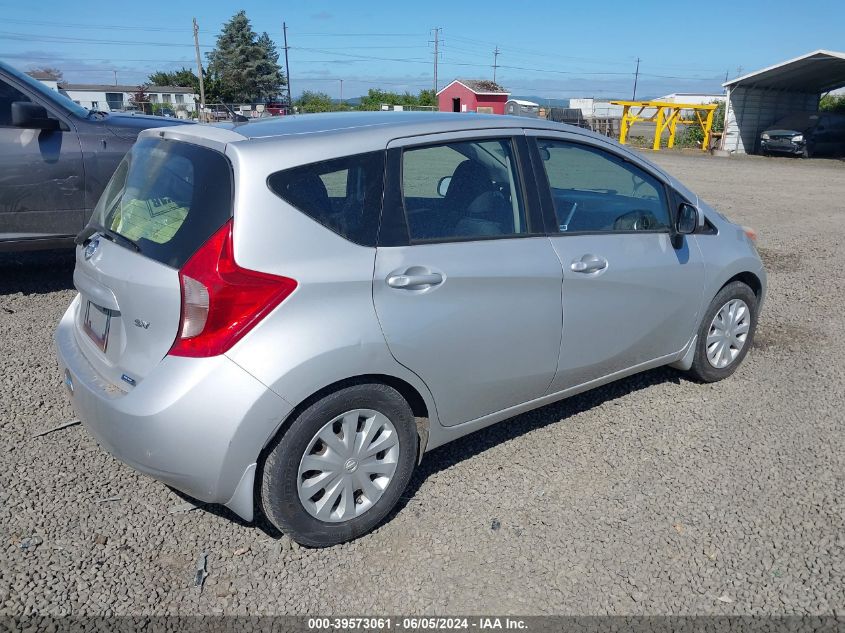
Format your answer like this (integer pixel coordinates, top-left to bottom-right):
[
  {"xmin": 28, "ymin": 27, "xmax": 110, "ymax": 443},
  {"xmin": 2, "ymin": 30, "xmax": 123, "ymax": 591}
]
[
  {"xmin": 820, "ymin": 93, "xmax": 845, "ymax": 113},
  {"xmin": 418, "ymin": 89, "xmax": 436, "ymax": 107},
  {"xmin": 205, "ymin": 11, "xmax": 284, "ymax": 103},
  {"xmin": 148, "ymin": 67, "xmax": 199, "ymax": 90},
  {"xmin": 256, "ymin": 31, "xmax": 286, "ymax": 101},
  {"xmin": 296, "ymin": 91, "xmax": 334, "ymax": 113},
  {"xmin": 357, "ymin": 88, "xmax": 434, "ymax": 111}
]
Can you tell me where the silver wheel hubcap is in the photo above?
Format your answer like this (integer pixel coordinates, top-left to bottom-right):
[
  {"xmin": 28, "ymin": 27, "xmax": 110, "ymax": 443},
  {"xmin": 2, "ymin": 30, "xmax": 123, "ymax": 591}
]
[
  {"xmin": 706, "ymin": 298, "xmax": 750, "ymax": 369},
  {"xmin": 297, "ymin": 409, "xmax": 399, "ymax": 522}
]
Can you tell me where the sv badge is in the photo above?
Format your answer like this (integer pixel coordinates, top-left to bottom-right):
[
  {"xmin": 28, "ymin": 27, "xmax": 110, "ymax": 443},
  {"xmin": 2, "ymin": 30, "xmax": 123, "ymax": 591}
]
[{"xmin": 134, "ymin": 318, "xmax": 151, "ymax": 330}]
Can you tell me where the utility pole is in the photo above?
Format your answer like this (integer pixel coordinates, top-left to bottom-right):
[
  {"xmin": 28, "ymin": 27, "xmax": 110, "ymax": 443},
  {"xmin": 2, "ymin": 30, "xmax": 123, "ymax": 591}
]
[
  {"xmin": 339, "ymin": 79, "xmax": 343, "ymax": 103},
  {"xmin": 193, "ymin": 18, "xmax": 206, "ymax": 121},
  {"xmin": 113, "ymin": 69, "xmax": 117, "ymax": 85},
  {"xmin": 632, "ymin": 57, "xmax": 640, "ymax": 100},
  {"xmin": 431, "ymin": 27, "xmax": 441, "ymax": 94},
  {"xmin": 283, "ymin": 22, "xmax": 292, "ymax": 109},
  {"xmin": 493, "ymin": 46, "xmax": 500, "ymax": 83}
]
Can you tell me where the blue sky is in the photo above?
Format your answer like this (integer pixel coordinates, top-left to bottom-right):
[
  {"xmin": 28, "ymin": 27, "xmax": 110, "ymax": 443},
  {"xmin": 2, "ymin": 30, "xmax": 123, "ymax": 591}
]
[{"xmin": 1, "ymin": 0, "xmax": 843, "ymax": 100}]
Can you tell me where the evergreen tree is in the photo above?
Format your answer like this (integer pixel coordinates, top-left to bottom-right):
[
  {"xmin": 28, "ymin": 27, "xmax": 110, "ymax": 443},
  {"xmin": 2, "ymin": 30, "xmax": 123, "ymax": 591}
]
[
  {"xmin": 256, "ymin": 32, "xmax": 286, "ymax": 101},
  {"xmin": 205, "ymin": 11, "xmax": 284, "ymax": 103}
]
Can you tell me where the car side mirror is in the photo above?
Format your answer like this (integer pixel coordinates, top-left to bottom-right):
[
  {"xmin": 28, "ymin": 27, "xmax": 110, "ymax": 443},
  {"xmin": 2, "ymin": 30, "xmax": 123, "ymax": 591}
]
[
  {"xmin": 437, "ymin": 176, "xmax": 452, "ymax": 197},
  {"xmin": 11, "ymin": 102, "xmax": 59, "ymax": 131},
  {"xmin": 676, "ymin": 202, "xmax": 699, "ymax": 235}
]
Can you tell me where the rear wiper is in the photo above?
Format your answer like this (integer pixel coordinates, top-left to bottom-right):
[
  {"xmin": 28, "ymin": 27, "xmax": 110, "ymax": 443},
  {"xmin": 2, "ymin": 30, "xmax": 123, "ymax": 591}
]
[
  {"xmin": 101, "ymin": 229, "xmax": 141, "ymax": 252},
  {"xmin": 76, "ymin": 222, "xmax": 140, "ymax": 252}
]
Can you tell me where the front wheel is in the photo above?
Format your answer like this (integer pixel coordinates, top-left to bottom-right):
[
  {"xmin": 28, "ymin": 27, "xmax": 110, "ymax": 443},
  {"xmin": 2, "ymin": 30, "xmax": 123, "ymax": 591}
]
[
  {"xmin": 260, "ymin": 383, "xmax": 418, "ymax": 547},
  {"xmin": 687, "ymin": 281, "xmax": 759, "ymax": 382}
]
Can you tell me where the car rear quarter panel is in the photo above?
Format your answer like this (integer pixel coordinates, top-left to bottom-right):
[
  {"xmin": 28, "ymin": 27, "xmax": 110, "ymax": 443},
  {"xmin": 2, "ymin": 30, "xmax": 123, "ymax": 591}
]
[{"xmin": 221, "ymin": 140, "xmax": 441, "ymax": 443}]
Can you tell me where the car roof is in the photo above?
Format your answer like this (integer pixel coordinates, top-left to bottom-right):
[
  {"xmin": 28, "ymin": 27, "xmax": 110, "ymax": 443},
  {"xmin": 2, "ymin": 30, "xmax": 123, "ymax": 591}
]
[{"xmin": 159, "ymin": 111, "xmax": 607, "ymax": 145}]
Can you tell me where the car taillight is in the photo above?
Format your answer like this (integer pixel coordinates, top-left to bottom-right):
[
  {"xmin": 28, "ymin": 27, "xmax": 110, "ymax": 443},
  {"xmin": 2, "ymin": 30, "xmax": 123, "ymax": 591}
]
[{"xmin": 169, "ymin": 219, "xmax": 297, "ymax": 358}]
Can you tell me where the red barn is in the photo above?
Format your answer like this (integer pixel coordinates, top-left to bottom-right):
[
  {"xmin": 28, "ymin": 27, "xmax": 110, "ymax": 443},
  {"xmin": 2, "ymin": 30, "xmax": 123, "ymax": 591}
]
[{"xmin": 437, "ymin": 79, "xmax": 510, "ymax": 114}]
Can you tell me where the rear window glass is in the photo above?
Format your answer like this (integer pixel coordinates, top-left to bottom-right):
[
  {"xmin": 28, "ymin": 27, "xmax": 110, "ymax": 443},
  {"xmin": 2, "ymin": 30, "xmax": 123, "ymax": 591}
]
[
  {"xmin": 267, "ymin": 151, "xmax": 385, "ymax": 247},
  {"xmin": 93, "ymin": 138, "xmax": 232, "ymax": 268}
]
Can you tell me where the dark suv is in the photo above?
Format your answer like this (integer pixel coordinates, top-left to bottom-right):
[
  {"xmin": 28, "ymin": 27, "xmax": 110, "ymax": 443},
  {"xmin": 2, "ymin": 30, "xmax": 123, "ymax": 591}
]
[
  {"xmin": 760, "ymin": 112, "xmax": 845, "ymax": 158},
  {"xmin": 0, "ymin": 61, "xmax": 189, "ymax": 251}
]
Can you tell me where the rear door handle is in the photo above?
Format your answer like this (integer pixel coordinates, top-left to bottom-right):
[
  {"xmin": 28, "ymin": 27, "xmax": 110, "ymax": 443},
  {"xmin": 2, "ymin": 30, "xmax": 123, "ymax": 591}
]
[
  {"xmin": 387, "ymin": 272, "xmax": 443, "ymax": 289},
  {"xmin": 570, "ymin": 254, "xmax": 608, "ymax": 274}
]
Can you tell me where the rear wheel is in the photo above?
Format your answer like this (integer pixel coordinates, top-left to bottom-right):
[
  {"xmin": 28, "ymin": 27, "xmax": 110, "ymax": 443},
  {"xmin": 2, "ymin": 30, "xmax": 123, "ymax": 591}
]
[
  {"xmin": 260, "ymin": 383, "xmax": 418, "ymax": 547},
  {"xmin": 687, "ymin": 281, "xmax": 758, "ymax": 382}
]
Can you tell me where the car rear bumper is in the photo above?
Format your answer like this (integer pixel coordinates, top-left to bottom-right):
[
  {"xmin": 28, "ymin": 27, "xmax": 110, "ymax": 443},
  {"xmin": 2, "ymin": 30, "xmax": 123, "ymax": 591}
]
[{"xmin": 54, "ymin": 297, "xmax": 292, "ymax": 520}]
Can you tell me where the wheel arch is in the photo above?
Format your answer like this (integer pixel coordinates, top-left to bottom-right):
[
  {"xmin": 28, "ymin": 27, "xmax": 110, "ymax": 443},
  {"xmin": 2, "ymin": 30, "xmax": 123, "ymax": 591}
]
[
  {"xmin": 258, "ymin": 373, "xmax": 433, "ymax": 466},
  {"xmin": 721, "ymin": 270, "xmax": 763, "ymax": 300}
]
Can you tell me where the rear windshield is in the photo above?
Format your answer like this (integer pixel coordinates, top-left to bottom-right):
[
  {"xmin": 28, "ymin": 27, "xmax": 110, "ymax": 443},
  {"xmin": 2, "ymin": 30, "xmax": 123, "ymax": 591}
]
[{"xmin": 92, "ymin": 137, "xmax": 232, "ymax": 268}]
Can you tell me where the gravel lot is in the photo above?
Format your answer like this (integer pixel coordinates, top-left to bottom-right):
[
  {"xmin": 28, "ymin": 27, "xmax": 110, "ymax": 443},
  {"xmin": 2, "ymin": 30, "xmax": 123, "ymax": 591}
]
[{"xmin": 1, "ymin": 153, "xmax": 843, "ymax": 617}]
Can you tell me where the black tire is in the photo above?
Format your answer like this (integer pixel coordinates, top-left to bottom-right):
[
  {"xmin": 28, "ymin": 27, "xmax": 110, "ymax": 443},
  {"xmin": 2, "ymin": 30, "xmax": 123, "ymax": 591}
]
[
  {"xmin": 260, "ymin": 383, "xmax": 418, "ymax": 547},
  {"xmin": 687, "ymin": 281, "xmax": 759, "ymax": 383}
]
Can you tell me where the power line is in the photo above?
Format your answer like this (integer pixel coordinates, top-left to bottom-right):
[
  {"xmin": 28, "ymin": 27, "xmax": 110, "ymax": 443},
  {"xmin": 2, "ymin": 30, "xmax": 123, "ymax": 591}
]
[
  {"xmin": 287, "ymin": 45, "xmax": 429, "ymax": 50},
  {"xmin": 292, "ymin": 46, "xmax": 430, "ymax": 64},
  {"xmin": 295, "ymin": 32, "xmax": 420, "ymax": 37},
  {"xmin": 2, "ymin": 17, "xmax": 192, "ymax": 32},
  {"xmin": 0, "ymin": 31, "xmax": 212, "ymax": 47}
]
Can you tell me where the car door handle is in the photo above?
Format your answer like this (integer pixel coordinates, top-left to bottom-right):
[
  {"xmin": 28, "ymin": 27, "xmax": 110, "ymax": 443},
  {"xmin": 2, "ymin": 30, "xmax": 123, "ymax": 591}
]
[
  {"xmin": 570, "ymin": 254, "xmax": 608, "ymax": 273},
  {"xmin": 387, "ymin": 272, "xmax": 443, "ymax": 289}
]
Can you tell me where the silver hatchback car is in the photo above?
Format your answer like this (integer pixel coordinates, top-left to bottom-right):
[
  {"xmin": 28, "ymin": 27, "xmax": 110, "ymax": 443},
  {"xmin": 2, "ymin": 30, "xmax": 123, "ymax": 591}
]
[{"xmin": 55, "ymin": 112, "xmax": 766, "ymax": 547}]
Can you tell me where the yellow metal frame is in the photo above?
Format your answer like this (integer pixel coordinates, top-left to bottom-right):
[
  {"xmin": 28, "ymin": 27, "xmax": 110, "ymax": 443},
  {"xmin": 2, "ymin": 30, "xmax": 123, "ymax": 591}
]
[{"xmin": 611, "ymin": 100, "xmax": 719, "ymax": 151}]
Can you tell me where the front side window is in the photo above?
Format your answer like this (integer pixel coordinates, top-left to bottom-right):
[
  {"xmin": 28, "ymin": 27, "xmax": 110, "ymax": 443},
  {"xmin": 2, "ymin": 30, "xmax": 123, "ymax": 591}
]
[
  {"xmin": 267, "ymin": 151, "xmax": 385, "ymax": 247},
  {"xmin": 536, "ymin": 139, "xmax": 670, "ymax": 233},
  {"xmin": 401, "ymin": 138, "xmax": 527, "ymax": 241},
  {"xmin": 0, "ymin": 78, "xmax": 30, "ymax": 126}
]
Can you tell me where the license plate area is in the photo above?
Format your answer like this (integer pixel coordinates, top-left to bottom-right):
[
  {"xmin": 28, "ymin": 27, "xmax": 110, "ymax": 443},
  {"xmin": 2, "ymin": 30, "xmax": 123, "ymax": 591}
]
[{"xmin": 83, "ymin": 300, "xmax": 113, "ymax": 352}]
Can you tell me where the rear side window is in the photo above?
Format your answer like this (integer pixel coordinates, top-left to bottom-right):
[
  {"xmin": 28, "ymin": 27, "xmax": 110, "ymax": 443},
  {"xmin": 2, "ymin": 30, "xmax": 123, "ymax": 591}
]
[
  {"xmin": 267, "ymin": 151, "xmax": 385, "ymax": 247},
  {"xmin": 93, "ymin": 138, "xmax": 233, "ymax": 268},
  {"xmin": 400, "ymin": 138, "xmax": 528, "ymax": 242}
]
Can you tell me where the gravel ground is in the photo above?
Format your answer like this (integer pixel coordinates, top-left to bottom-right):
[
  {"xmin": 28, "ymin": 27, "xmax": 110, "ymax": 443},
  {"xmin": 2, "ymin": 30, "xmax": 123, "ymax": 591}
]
[{"xmin": 1, "ymin": 153, "xmax": 843, "ymax": 617}]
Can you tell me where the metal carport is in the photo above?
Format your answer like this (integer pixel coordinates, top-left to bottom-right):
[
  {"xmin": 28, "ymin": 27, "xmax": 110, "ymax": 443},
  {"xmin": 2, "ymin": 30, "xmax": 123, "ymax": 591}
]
[{"xmin": 721, "ymin": 50, "xmax": 845, "ymax": 154}]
